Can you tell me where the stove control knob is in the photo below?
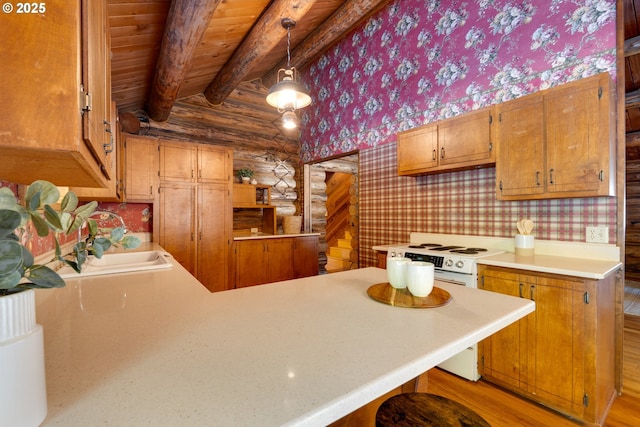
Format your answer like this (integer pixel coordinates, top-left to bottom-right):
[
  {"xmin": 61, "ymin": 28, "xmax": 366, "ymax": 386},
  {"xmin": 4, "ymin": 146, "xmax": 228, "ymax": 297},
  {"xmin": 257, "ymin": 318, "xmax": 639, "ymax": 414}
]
[
  {"xmin": 455, "ymin": 260, "xmax": 465, "ymax": 269},
  {"xmin": 444, "ymin": 259, "xmax": 454, "ymax": 267}
]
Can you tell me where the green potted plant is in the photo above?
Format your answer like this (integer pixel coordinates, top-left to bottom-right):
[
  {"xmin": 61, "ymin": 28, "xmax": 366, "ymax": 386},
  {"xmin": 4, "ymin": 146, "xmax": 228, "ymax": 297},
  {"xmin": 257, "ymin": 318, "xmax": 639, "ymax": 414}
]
[
  {"xmin": 0, "ymin": 180, "xmax": 140, "ymax": 426},
  {"xmin": 237, "ymin": 167, "xmax": 254, "ymax": 184}
]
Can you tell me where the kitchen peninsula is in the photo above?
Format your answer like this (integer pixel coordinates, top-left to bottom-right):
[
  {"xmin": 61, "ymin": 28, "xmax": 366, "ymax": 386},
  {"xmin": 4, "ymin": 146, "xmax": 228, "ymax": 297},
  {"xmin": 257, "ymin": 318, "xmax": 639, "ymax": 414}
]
[{"xmin": 36, "ymin": 243, "xmax": 534, "ymax": 426}]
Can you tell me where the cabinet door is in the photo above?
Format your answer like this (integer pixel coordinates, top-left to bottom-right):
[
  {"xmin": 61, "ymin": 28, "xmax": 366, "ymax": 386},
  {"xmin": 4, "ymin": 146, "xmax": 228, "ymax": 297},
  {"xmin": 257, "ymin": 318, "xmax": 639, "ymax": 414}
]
[
  {"xmin": 198, "ymin": 145, "xmax": 231, "ymax": 183},
  {"xmin": 397, "ymin": 124, "xmax": 438, "ymax": 175},
  {"xmin": 438, "ymin": 107, "xmax": 494, "ymax": 167},
  {"xmin": 82, "ymin": 0, "xmax": 112, "ymax": 180},
  {"xmin": 160, "ymin": 141, "xmax": 196, "ymax": 182},
  {"xmin": 293, "ymin": 236, "xmax": 319, "ymax": 278},
  {"xmin": 545, "ymin": 74, "xmax": 613, "ymax": 196},
  {"xmin": 235, "ymin": 240, "xmax": 268, "ymax": 288},
  {"xmin": 72, "ymin": 102, "xmax": 122, "ymax": 201},
  {"xmin": 0, "ymin": 0, "xmax": 108, "ymax": 187},
  {"xmin": 158, "ymin": 183, "xmax": 197, "ymax": 275},
  {"xmin": 529, "ymin": 277, "xmax": 585, "ymax": 416},
  {"xmin": 198, "ymin": 184, "xmax": 231, "ymax": 292},
  {"xmin": 267, "ymin": 238, "xmax": 294, "ymax": 282},
  {"xmin": 495, "ymin": 93, "xmax": 545, "ymax": 199},
  {"xmin": 124, "ymin": 136, "xmax": 158, "ymax": 202},
  {"xmin": 479, "ymin": 267, "xmax": 529, "ymax": 389}
]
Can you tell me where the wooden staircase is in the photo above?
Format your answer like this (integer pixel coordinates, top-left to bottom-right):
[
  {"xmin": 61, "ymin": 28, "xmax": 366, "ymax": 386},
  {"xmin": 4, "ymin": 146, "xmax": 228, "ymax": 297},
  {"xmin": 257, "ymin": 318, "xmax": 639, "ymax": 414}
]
[
  {"xmin": 326, "ymin": 231, "xmax": 356, "ymax": 273},
  {"xmin": 323, "ymin": 171, "xmax": 358, "ymax": 273}
]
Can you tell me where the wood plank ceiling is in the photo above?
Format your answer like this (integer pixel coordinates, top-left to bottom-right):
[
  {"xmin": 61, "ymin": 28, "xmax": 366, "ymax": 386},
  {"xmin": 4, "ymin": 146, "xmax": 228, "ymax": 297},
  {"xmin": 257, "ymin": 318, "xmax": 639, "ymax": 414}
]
[{"xmin": 107, "ymin": 0, "xmax": 392, "ymax": 123}]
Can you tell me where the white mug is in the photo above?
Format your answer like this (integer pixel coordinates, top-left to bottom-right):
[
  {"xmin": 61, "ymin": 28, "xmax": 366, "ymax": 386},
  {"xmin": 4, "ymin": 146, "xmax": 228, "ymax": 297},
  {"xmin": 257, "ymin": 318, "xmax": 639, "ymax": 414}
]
[
  {"xmin": 386, "ymin": 257, "xmax": 411, "ymax": 289},
  {"xmin": 406, "ymin": 261, "xmax": 435, "ymax": 297}
]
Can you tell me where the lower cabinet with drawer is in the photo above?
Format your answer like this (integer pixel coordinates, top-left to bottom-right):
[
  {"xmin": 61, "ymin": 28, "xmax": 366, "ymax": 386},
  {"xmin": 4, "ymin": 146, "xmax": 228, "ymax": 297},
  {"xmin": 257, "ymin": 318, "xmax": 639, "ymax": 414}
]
[
  {"xmin": 234, "ymin": 236, "xmax": 319, "ymax": 288},
  {"xmin": 477, "ymin": 265, "xmax": 617, "ymax": 426}
]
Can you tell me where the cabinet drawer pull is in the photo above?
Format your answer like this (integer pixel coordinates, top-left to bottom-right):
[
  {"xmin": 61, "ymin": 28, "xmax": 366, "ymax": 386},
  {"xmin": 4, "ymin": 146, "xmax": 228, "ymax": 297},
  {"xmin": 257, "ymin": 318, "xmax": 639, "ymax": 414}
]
[
  {"xmin": 549, "ymin": 169, "xmax": 555, "ymax": 184},
  {"xmin": 536, "ymin": 171, "xmax": 540, "ymax": 186},
  {"xmin": 440, "ymin": 147, "xmax": 445, "ymax": 159},
  {"xmin": 432, "ymin": 149, "xmax": 436, "ymax": 161}
]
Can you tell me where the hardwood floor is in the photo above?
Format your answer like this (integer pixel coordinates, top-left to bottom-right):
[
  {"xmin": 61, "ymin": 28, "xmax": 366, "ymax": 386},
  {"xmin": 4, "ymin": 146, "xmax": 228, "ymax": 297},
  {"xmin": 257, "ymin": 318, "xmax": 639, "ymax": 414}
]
[
  {"xmin": 425, "ymin": 315, "xmax": 640, "ymax": 427},
  {"xmin": 332, "ymin": 316, "xmax": 640, "ymax": 426}
]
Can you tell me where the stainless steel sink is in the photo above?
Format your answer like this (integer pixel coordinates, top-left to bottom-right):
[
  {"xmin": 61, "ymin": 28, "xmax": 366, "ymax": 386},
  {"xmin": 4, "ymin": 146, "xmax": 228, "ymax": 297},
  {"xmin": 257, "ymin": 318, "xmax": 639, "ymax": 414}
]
[{"xmin": 57, "ymin": 250, "xmax": 173, "ymax": 278}]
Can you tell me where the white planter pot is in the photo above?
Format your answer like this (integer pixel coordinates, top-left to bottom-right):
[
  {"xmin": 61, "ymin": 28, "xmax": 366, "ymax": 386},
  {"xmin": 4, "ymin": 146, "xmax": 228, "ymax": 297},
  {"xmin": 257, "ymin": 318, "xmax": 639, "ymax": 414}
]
[{"xmin": 0, "ymin": 289, "xmax": 47, "ymax": 427}]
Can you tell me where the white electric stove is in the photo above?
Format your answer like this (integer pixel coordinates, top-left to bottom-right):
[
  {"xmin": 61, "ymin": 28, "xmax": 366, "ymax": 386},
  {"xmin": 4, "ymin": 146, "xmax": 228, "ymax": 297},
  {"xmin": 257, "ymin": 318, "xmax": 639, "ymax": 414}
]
[{"xmin": 387, "ymin": 233, "xmax": 507, "ymax": 381}]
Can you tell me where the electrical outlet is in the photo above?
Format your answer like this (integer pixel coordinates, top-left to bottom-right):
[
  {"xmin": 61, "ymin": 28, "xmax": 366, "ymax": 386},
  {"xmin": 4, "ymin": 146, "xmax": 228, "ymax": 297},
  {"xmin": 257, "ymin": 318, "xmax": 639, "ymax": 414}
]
[{"xmin": 586, "ymin": 226, "xmax": 609, "ymax": 243}]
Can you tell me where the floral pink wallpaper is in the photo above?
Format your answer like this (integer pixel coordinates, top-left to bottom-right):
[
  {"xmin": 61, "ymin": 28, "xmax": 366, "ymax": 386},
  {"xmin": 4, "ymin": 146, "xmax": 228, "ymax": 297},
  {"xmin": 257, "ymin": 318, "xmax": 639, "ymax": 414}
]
[
  {"xmin": 301, "ymin": 0, "xmax": 615, "ymax": 158},
  {"xmin": 298, "ymin": 0, "xmax": 618, "ymax": 266}
]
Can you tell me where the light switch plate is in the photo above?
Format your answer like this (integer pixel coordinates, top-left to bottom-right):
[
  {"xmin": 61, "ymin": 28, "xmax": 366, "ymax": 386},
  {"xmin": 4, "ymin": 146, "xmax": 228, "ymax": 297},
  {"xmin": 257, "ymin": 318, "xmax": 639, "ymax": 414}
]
[{"xmin": 586, "ymin": 226, "xmax": 608, "ymax": 243}]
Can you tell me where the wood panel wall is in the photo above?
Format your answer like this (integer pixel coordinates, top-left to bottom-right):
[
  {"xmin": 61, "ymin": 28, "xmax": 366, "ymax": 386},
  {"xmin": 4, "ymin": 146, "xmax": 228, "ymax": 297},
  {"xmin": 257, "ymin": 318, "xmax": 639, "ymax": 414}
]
[{"xmin": 627, "ymin": 133, "xmax": 640, "ymax": 280}]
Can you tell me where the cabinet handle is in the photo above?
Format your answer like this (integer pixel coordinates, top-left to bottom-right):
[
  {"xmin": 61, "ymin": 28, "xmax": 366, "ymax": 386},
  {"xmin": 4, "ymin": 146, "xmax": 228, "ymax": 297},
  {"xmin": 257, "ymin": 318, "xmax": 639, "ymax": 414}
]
[
  {"xmin": 149, "ymin": 186, "xmax": 153, "ymax": 195},
  {"xmin": 519, "ymin": 283, "xmax": 523, "ymax": 298},
  {"xmin": 599, "ymin": 170, "xmax": 604, "ymax": 181},
  {"xmin": 535, "ymin": 171, "xmax": 540, "ymax": 186},
  {"xmin": 529, "ymin": 285, "xmax": 535, "ymax": 301},
  {"xmin": 549, "ymin": 169, "xmax": 555, "ymax": 184},
  {"xmin": 432, "ymin": 149, "xmax": 436, "ymax": 161},
  {"xmin": 440, "ymin": 147, "xmax": 445, "ymax": 159},
  {"xmin": 199, "ymin": 170, "xmax": 202, "ymax": 179}
]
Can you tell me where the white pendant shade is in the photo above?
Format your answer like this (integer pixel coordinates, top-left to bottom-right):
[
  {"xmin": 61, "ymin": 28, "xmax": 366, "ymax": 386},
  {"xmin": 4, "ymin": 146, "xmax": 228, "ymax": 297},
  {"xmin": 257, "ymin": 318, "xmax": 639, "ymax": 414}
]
[
  {"xmin": 281, "ymin": 110, "xmax": 299, "ymax": 129},
  {"xmin": 266, "ymin": 77, "xmax": 312, "ymax": 110}
]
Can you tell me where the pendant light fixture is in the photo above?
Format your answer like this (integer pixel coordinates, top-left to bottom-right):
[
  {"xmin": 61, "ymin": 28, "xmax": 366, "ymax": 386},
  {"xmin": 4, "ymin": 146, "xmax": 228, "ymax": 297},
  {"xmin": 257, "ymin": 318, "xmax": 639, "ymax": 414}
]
[
  {"xmin": 266, "ymin": 18, "xmax": 312, "ymax": 112},
  {"xmin": 281, "ymin": 110, "xmax": 299, "ymax": 130}
]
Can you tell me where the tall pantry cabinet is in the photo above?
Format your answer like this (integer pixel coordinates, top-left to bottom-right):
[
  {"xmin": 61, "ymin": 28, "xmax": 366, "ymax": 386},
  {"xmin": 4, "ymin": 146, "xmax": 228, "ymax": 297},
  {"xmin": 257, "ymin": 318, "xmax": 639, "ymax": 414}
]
[{"xmin": 155, "ymin": 140, "xmax": 233, "ymax": 293}]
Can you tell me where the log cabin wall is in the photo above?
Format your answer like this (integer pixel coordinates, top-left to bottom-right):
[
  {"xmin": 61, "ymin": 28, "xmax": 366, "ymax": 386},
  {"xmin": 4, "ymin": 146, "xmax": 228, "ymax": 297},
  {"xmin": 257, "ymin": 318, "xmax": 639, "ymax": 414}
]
[{"xmin": 627, "ymin": 134, "xmax": 640, "ymax": 280}]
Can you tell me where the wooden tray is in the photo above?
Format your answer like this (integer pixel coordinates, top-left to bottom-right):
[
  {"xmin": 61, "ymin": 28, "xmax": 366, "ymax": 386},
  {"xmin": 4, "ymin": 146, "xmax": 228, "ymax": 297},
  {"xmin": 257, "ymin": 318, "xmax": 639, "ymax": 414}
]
[{"xmin": 367, "ymin": 283, "xmax": 452, "ymax": 308}]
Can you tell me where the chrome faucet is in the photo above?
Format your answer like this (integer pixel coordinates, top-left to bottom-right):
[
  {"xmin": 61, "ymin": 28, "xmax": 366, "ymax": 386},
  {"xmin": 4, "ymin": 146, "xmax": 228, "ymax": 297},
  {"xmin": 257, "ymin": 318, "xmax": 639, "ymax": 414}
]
[{"xmin": 77, "ymin": 210, "xmax": 127, "ymax": 243}]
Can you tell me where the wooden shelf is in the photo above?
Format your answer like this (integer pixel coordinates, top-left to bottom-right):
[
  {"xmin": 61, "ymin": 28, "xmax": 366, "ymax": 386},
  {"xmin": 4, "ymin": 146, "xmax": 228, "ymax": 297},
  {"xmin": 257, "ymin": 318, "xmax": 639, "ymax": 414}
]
[
  {"xmin": 232, "ymin": 183, "xmax": 276, "ymax": 234},
  {"xmin": 233, "ymin": 183, "xmax": 271, "ymax": 207}
]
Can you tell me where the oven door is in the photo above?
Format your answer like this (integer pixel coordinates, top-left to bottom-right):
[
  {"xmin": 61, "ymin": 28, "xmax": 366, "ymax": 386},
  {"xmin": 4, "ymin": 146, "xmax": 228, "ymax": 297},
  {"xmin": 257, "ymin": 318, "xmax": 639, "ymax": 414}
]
[{"xmin": 434, "ymin": 269, "xmax": 475, "ymax": 288}]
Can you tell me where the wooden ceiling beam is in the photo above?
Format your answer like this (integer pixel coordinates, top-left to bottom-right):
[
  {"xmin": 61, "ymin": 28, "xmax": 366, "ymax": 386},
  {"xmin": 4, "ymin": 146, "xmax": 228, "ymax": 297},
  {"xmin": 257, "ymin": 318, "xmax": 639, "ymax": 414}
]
[
  {"xmin": 146, "ymin": 0, "xmax": 221, "ymax": 122},
  {"xmin": 203, "ymin": 0, "xmax": 315, "ymax": 106},
  {"xmin": 261, "ymin": 0, "xmax": 393, "ymax": 87}
]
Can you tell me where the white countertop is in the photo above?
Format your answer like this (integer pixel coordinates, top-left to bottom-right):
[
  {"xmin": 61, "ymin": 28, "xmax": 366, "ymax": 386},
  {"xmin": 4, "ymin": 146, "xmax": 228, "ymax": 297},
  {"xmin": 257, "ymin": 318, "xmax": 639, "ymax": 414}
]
[
  {"xmin": 373, "ymin": 233, "xmax": 621, "ymax": 279},
  {"xmin": 36, "ymin": 245, "xmax": 534, "ymax": 426},
  {"xmin": 234, "ymin": 232, "xmax": 321, "ymax": 240},
  {"xmin": 477, "ymin": 252, "xmax": 621, "ymax": 279}
]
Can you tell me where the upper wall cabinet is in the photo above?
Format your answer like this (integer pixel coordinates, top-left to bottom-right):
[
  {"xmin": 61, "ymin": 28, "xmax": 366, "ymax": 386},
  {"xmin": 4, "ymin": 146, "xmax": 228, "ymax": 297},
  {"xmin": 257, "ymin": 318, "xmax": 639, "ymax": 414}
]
[
  {"xmin": 397, "ymin": 107, "xmax": 495, "ymax": 175},
  {"xmin": 159, "ymin": 141, "xmax": 231, "ymax": 184},
  {"xmin": 496, "ymin": 73, "xmax": 615, "ymax": 200},
  {"xmin": 0, "ymin": 0, "xmax": 113, "ymax": 188}
]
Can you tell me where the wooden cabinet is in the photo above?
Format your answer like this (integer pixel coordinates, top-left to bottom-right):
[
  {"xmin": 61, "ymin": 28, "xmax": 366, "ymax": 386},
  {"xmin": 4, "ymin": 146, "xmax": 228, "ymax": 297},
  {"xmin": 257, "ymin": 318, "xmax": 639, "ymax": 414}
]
[
  {"xmin": 293, "ymin": 236, "xmax": 320, "ymax": 278},
  {"xmin": 72, "ymin": 102, "xmax": 123, "ymax": 201},
  {"xmin": 234, "ymin": 235, "xmax": 319, "ymax": 288},
  {"xmin": 159, "ymin": 141, "xmax": 231, "ymax": 183},
  {"xmin": 397, "ymin": 107, "xmax": 494, "ymax": 175},
  {"xmin": 0, "ymin": 0, "xmax": 113, "ymax": 188},
  {"xmin": 158, "ymin": 182, "xmax": 197, "ymax": 274},
  {"xmin": 232, "ymin": 184, "xmax": 276, "ymax": 234},
  {"xmin": 123, "ymin": 136, "xmax": 159, "ymax": 202},
  {"xmin": 156, "ymin": 140, "xmax": 233, "ymax": 292},
  {"xmin": 496, "ymin": 73, "xmax": 615, "ymax": 200},
  {"xmin": 478, "ymin": 265, "xmax": 617, "ymax": 425},
  {"xmin": 197, "ymin": 183, "xmax": 233, "ymax": 292}
]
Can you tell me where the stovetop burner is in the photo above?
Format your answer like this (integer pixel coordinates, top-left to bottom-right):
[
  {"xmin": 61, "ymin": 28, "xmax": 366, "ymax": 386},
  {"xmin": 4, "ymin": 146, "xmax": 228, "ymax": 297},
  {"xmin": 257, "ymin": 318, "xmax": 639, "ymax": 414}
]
[
  {"xmin": 408, "ymin": 243, "xmax": 443, "ymax": 248},
  {"xmin": 450, "ymin": 248, "xmax": 488, "ymax": 255}
]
